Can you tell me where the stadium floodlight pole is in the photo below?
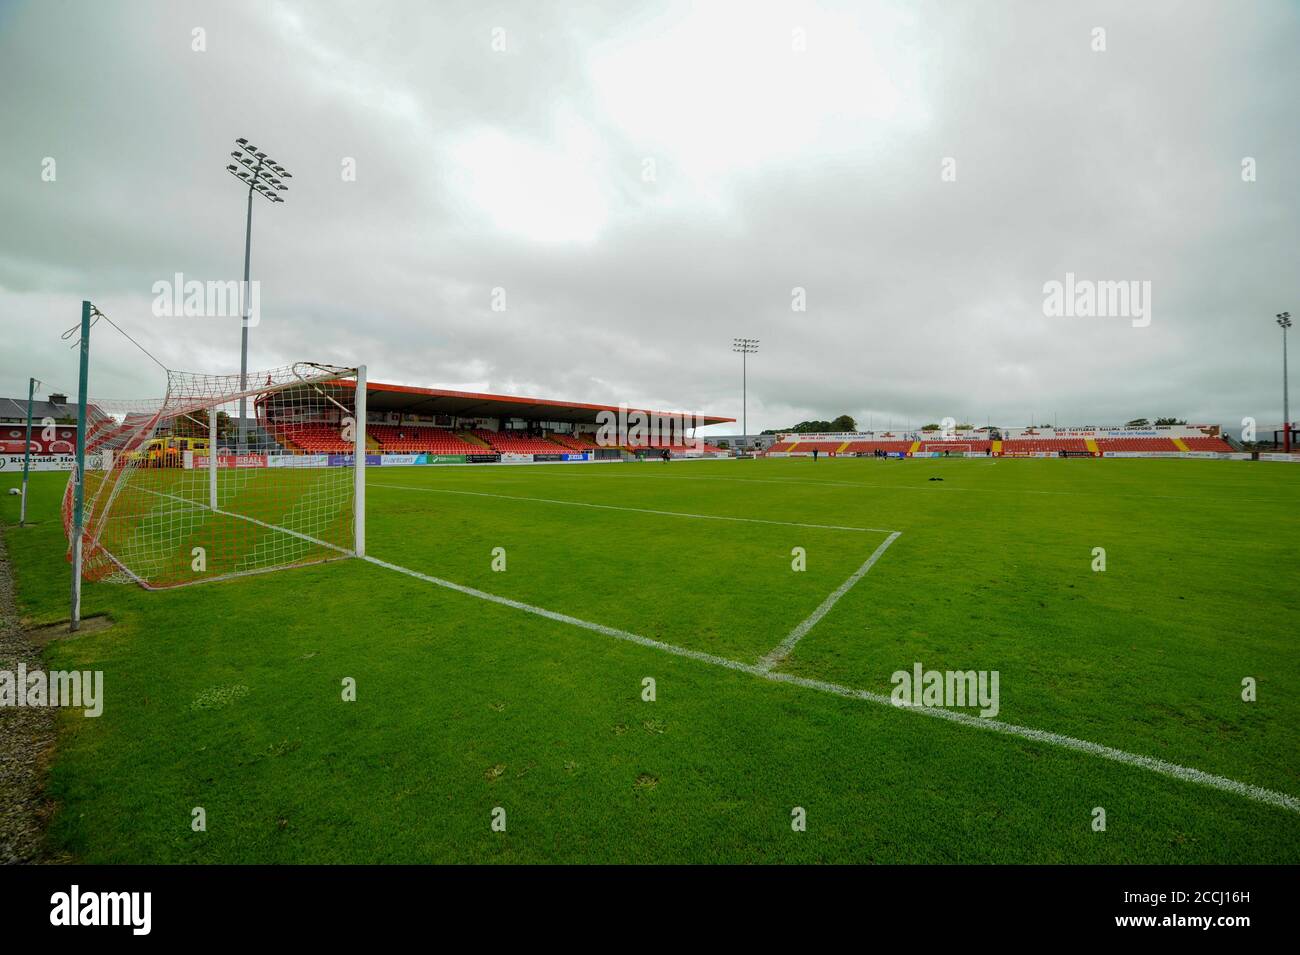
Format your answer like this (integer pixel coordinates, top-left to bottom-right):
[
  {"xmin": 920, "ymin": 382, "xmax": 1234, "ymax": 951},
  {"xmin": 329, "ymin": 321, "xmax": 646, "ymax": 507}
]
[
  {"xmin": 70, "ymin": 301, "xmax": 91, "ymax": 632},
  {"xmin": 1279, "ymin": 312, "xmax": 1292, "ymax": 453},
  {"xmin": 19, "ymin": 376, "xmax": 37, "ymax": 526},
  {"xmin": 732, "ymin": 338, "xmax": 759, "ymax": 450},
  {"xmin": 225, "ymin": 138, "xmax": 291, "ymax": 451}
]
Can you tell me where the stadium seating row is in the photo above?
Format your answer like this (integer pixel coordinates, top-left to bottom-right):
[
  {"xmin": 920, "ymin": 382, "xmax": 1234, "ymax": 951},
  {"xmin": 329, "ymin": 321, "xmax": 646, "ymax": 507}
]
[
  {"xmin": 469, "ymin": 429, "xmax": 568, "ymax": 453},
  {"xmin": 1095, "ymin": 438, "xmax": 1177, "ymax": 451},
  {"xmin": 1002, "ymin": 439, "xmax": 1088, "ymax": 452},
  {"xmin": 367, "ymin": 425, "xmax": 483, "ymax": 454},
  {"xmin": 547, "ymin": 432, "xmax": 599, "ymax": 451},
  {"xmin": 50, "ymin": 418, "xmax": 1238, "ymax": 458},
  {"xmin": 767, "ymin": 435, "xmax": 1236, "ymax": 454},
  {"xmin": 847, "ymin": 441, "xmax": 914, "ymax": 452},
  {"xmin": 275, "ymin": 423, "xmax": 353, "ymax": 452},
  {"xmin": 1180, "ymin": 437, "xmax": 1234, "ymax": 451}
]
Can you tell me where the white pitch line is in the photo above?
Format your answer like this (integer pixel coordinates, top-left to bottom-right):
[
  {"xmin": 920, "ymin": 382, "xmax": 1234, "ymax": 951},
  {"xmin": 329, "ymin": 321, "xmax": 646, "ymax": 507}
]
[
  {"xmin": 757, "ymin": 531, "xmax": 902, "ymax": 671},
  {"xmin": 764, "ymin": 671, "xmax": 1300, "ymax": 816},
  {"xmin": 542, "ymin": 466, "xmax": 1295, "ymax": 506},
  {"xmin": 371, "ymin": 482, "xmax": 891, "ymax": 533},
  {"xmin": 110, "ymin": 485, "xmax": 353, "ymax": 589},
  {"xmin": 361, "ymin": 551, "xmax": 1300, "ymax": 816},
  {"xmin": 136, "ymin": 485, "xmax": 351, "ymax": 555},
  {"xmin": 362, "ymin": 555, "xmax": 759, "ymax": 674}
]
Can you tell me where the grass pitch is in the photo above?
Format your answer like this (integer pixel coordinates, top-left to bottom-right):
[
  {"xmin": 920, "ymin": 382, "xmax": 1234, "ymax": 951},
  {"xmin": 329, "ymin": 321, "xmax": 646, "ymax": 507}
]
[{"xmin": 2, "ymin": 456, "xmax": 1298, "ymax": 863}]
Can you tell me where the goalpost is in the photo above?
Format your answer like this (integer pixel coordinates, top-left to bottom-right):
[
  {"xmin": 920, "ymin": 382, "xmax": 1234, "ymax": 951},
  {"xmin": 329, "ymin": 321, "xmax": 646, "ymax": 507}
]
[
  {"xmin": 62, "ymin": 305, "xmax": 366, "ymax": 608},
  {"xmin": 920, "ymin": 442, "xmax": 972, "ymax": 455}
]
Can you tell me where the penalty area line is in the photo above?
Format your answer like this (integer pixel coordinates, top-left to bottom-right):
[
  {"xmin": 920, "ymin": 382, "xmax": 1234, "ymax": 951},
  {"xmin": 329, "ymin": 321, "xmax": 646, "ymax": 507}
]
[
  {"xmin": 757, "ymin": 530, "xmax": 902, "ymax": 671},
  {"xmin": 361, "ymin": 552, "xmax": 1300, "ymax": 817}
]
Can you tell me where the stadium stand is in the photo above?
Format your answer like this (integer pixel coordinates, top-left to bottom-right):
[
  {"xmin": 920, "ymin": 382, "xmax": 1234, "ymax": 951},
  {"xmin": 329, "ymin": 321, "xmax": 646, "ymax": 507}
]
[
  {"xmin": 547, "ymin": 432, "xmax": 597, "ymax": 451},
  {"xmin": 1093, "ymin": 437, "xmax": 1179, "ymax": 452},
  {"xmin": 919, "ymin": 439, "xmax": 993, "ymax": 452},
  {"xmin": 1181, "ymin": 436, "xmax": 1234, "ymax": 452},
  {"xmin": 369, "ymin": 425, "xmax": 484, "ymax": 454},
  {"xmin": 1001, "ymin": 438, "xmax": 1089, "ymax": 453},
  {"xmin": 771, "ymin": 440, "xmax": 844, "ymax": 453},
  {"xmin": 471, "ymin": 429, "xmax": 567, "ymax": 454},
  {"xmin": 842, "ymin": 440, "xmax": 914, "ymax": 454},
  {"xmin": 274, "ymin": 422, "xmax": 353, "ymax": 452}
]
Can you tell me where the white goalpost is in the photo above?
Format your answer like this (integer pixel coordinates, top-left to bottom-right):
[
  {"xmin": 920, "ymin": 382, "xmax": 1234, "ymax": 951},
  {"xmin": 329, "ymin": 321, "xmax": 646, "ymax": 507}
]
[{"xmin": 64, "ymin": 360, "xmax": 368, "ymax": 590}]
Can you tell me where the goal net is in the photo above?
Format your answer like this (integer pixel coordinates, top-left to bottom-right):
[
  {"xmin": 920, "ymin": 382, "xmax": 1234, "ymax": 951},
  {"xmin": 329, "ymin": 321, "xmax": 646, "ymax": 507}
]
[
  {"xmin": 63, "ymin": 363, "xmax": 366, "ymax": 589},
  {"xmin": 920, "ymin": 442, "xmax": 972, "ymax": 454}
]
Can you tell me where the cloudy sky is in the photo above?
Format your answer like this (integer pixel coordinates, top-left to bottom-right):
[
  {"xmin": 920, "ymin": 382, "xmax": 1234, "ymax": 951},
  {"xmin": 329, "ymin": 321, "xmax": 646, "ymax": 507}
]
[{"xmin": 1, "ymin": 0, "xmax": 1296, "ymax": 433}]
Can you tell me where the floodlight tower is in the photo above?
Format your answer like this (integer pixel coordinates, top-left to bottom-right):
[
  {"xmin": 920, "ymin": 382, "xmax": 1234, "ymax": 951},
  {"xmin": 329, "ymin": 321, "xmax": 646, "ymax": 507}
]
[
  {"xmin": 1279, "ymin": 311, "xmax": 1292, "ymax": 452},
  {"xmin": 225, "ymin": 138, "xmax": 291, "ymax": 449},
  {"xmin": 732, "ymin": 338, "xmax": 759, "ymax": 450}
]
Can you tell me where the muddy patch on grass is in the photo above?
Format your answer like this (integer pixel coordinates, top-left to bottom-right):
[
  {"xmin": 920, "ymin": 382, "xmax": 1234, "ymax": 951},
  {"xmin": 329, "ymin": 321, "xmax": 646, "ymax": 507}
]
[
  {"xmin": 23, "ymin": 614, "xmax": 114, "ymax": 648},
  {"xmin": 0, "ymin": 524, "xmax": 58, "ymax": 863}
]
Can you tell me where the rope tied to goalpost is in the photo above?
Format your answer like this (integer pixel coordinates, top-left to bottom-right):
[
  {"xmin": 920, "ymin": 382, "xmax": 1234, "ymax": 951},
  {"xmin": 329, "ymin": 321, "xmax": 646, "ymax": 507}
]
[{"xmin": 61, "ymin": 304, "xmax": 169, "ymax": 372}]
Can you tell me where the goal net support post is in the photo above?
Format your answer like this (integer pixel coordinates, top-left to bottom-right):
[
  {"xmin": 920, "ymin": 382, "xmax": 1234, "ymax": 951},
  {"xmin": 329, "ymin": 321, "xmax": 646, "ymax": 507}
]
[{"xmin": 353, "ymin": 364, "xmax": 366, "ymax": 558}]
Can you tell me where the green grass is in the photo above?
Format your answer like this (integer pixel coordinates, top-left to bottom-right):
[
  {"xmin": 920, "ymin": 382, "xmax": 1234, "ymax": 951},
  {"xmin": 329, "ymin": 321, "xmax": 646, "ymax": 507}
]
[{"xmin": 2, "ymin": 456, "xmax": 1298, "ymax": 863}]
